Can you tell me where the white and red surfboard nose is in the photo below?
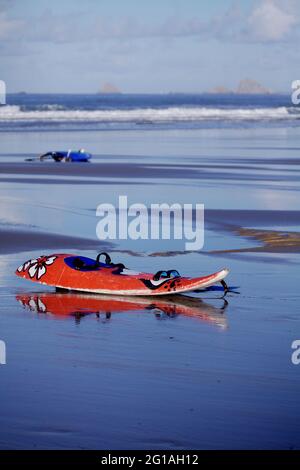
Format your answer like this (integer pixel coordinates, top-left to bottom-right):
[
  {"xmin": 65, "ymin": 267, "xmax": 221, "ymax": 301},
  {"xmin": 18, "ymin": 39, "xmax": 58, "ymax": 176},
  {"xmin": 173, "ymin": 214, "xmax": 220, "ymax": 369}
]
[{"xmin": 15, "ymin": 254, "xmax": 59, "ymax": 281}]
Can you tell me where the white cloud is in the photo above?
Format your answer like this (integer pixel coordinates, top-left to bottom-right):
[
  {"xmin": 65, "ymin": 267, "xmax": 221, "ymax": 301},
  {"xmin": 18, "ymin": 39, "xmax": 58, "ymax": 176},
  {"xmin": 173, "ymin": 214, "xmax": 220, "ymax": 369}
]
[
  {"xmin": 0, "ymin": 11, "xmax": 22, "ymax": 38},
  {"xmin": 247, "ymin": 0, "xmax": 297, "ymax": 41},
  {"xmin": 0, "ymin": 1, "xmax": 24, "ymax": 40},
  {"xmin": 0, "ymin": 0, "xmax": 299, "ymax": 48}
]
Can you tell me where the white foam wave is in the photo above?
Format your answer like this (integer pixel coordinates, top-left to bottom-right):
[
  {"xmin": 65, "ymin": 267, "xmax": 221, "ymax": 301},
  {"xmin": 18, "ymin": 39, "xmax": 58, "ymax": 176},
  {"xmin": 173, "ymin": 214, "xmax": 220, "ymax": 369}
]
[
  {"xmin": 39, "ymin": 104, "xmax": 66, "ymax": 111},
  {"xmin": 0, "ymin": 105, "xmax": 296, "ymax": 122}
]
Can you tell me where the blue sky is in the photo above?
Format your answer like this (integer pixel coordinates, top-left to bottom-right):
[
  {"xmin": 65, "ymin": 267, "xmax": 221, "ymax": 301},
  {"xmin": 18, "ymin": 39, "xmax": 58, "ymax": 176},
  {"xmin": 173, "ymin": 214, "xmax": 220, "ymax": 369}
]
[{"xmin": 0, "ymin": 0, "xmax": 298, "ymax": 93}]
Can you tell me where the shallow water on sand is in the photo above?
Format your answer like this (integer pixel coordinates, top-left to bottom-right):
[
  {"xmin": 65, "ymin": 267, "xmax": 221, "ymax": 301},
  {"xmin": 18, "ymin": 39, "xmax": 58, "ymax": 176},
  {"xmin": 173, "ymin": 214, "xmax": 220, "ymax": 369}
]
[{"xmin": 0, "ymin": 126, "xmax": 300, "ymax": 449}]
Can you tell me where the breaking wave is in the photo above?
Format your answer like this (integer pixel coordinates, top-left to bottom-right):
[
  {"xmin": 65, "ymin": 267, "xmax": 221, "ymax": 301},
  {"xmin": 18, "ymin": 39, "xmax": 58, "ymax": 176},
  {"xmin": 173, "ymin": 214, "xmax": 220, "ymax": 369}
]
[{"xmin": 0, "ymin": 105, "xmax": 298, "ymax": 123}]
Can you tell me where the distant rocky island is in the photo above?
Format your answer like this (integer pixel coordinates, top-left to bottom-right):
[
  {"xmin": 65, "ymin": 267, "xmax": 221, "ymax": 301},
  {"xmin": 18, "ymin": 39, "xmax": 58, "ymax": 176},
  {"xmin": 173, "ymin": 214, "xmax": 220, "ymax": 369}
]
[
  {"xmin": 237, "ymin": 79, "xmax": 271, "ymax": 94},
  {"xmin": 98, "ymin": 82, "xmax": 121, "ymax": 94},
  {"xmin": 209, "ymin": 79, "xmax": 271, "ymax": 95}
]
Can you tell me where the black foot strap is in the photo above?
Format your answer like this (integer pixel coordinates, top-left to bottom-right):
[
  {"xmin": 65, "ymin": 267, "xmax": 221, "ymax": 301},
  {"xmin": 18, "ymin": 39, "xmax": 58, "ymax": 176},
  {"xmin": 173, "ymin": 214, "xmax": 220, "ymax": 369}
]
[{"xmin": 96, "ymin": 252, "xmax": 112, "ymax": 265}]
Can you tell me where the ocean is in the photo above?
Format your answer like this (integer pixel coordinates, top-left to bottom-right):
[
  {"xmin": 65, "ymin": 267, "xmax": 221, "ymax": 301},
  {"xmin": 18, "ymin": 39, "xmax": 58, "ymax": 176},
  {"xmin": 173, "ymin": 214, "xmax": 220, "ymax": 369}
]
[{"xmin": 1, "ymin": 92, "xmax": 298, "ymax": 131}]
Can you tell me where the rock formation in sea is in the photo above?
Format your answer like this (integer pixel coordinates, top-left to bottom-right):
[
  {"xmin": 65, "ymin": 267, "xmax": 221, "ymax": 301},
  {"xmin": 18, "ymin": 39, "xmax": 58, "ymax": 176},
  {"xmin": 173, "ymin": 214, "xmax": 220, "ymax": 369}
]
[
  {"xmin": 207, "ymin": 79, "xmax": 271, "ymax": 95},
  {"xmin": 236, "ymin": 79, "xmax": 271, "ymax": 94},
  {"xmin": 98, "ymin": 82, "xmax": 121, "ymax": 94}
]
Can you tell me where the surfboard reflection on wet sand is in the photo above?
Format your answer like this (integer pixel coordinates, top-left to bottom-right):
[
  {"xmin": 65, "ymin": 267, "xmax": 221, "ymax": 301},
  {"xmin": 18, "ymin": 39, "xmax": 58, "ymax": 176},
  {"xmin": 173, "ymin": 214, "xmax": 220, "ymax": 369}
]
[{"xmin": 16, "ymin": 292, "xmax": 228, "ymax": 329}]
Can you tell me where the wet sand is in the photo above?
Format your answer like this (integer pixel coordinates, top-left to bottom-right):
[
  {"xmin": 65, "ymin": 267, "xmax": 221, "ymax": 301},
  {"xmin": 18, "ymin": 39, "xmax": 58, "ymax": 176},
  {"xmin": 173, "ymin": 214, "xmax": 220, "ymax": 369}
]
[
  {"xmin": 0, "ymin": 226, "xmax": 110, "ymax": 254},
  {"xmin": 212, "ymin": 227, "xmax": 300, "ymax": 254},
  {"xmin": 1, "ymin": 209, "xmax": 299, "ymax": 256},
  {"xmin": 0, "ymin": 127, "xmax": 300, "ymax": 449},
  {"xmin": 1, "ymin": 158, "xmax": 300, "ymax": 186}
]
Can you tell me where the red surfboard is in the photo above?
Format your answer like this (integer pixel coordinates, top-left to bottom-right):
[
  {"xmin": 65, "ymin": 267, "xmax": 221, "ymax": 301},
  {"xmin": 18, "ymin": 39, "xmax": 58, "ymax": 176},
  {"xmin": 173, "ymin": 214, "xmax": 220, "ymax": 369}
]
[{"xmin": 15, "ymin": 252, "xmax": 229, "ymax": 296}]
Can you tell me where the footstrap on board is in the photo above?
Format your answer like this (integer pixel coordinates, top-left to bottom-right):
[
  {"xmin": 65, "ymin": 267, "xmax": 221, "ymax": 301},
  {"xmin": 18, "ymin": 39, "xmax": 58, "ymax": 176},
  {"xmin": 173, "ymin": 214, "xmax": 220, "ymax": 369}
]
[
  {"xmin": 96, "ymin": 252, "xmax": 112, "ymax": 265},
  {"xmin": 95, "ymin": 253, "xmax": 127, "ymax": 274},
  {"xmin": 153, "ymin": 269, "xmax": 181, "ymax": 281}
]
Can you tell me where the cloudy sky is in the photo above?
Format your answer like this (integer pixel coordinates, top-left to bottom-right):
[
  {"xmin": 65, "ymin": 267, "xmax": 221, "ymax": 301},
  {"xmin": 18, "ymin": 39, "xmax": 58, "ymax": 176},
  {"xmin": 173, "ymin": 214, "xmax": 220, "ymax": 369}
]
[{"xmin": 0, "ymin": 0, "xmax": 298, "ymax": 93}]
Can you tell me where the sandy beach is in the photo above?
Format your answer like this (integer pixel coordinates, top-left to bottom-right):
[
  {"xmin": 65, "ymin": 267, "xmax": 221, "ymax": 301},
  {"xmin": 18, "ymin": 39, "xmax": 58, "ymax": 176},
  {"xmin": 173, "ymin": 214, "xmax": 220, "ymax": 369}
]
[{"xmin": 0, "ymin": 100, "xmax": 300, "ymax": 450}]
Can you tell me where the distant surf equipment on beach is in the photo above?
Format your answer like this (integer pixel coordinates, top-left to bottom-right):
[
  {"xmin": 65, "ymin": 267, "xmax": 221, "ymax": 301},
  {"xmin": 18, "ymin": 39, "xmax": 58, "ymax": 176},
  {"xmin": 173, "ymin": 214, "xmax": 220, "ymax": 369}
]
[{"xmin": 25, "ymin": 149, "xmax": 92, "ymax": 162}]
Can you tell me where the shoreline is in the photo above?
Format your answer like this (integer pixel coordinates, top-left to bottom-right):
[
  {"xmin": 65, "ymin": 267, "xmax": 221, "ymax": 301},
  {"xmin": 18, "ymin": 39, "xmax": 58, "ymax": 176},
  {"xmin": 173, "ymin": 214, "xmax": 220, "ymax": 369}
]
[
  {"xmin": 0, "ymin": 227, "xmax": 110, "ymax": 254},
  {"xmin": 2, "ymin": 224, "xmax": 299, "ymax": 256},
  {"xmin": 211, "ymin": 227, "xmax": 300, "ymax": 254}
]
